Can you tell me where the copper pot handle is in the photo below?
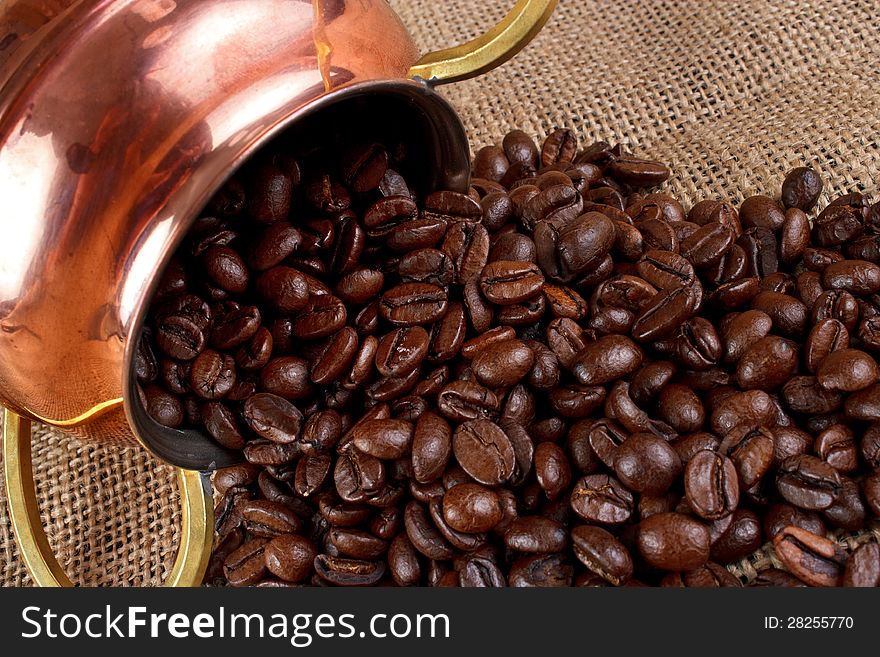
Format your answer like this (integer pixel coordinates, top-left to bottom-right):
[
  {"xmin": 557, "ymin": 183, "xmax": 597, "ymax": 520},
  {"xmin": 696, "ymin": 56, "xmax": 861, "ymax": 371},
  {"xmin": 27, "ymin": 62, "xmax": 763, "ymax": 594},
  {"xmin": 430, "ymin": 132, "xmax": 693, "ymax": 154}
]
[
  {"xmin": 408, "ymin": 0, "xmax": 557, "ymax": 85},
  {"xmin": 3, "ymin": 408, "xmax": 213, "ymax": 587}
]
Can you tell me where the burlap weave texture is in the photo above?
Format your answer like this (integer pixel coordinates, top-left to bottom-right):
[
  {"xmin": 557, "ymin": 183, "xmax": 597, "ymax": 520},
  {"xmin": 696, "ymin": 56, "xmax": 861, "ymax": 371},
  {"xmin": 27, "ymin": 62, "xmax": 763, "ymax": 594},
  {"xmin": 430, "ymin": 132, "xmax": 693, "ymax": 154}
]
[{"xmin": 2, "ymin": 0, "xmax": 880, "ymax": 586}]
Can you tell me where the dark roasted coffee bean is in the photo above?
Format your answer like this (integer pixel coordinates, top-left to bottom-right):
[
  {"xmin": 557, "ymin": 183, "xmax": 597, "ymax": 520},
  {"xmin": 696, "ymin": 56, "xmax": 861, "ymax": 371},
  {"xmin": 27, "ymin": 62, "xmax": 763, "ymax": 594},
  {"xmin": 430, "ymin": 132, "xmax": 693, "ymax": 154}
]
[
  {"xmin": 614, "ymin": 433, "xmax": 682, "ymax": 495},
  {"xmin": 472, "ymin": 339, "xmax": 534, "ymax": 387},
  {"xmin": 442, "ymin": 483, "xmax": 502, "ymax": 534},
  {"xmin": 718, "ymin": 424, "xmax": 775, "ymax": 489},
  {"xmin": 572, "ymin": 334, "xmax": 643, "ymax": 386},
  {"xmin": 740, "ymin": 195, "xmax": 785, "ymax": 232},
  {"xmin": 156, "ymin": 315, "xmax": 205, "ymax": 361},
  {"xmin": 260, "ymin": 356, "xmax": 313, "ymax": 401},
  {"xmin": 313, "ymin": 555, "xmax": 385, "ymax": 586},
  {"xmin": 637, "ymin": 512, "xmax": 710, "ymax": 571},
  {"xmin": 453, "ymin": 420, "xmax": 515, "ymax": 486},
  {"xmin": 437, "ymin": 381, "xmax": 499, "ymax": 422},
  {"xmin": 504, "ymin": 516, "xmax": 567, "ymax": 553},
  {"xmin": 142, "ymin": 384, "xmax": 184, "ymax": 428},
  {"xmin": 224, "ymin": 538, "xmax": 269, "ymax": 587},
  {"xmin": 351, "ymin": 419, "xmax": 413, "ymax": 460},
  {"xmin": 608, "ymin": 156, "xmax": 670, "ymax": 187},
  {"xmin": 814, "ymin": 200, "xmax": 865, "ymax": 247},
  {"xmin": 388, "ymin": 533, "xmax": 421, "ymax": 586},
  {"xmin": 842, "ymin": 542, "xmax": 880, "ymax": 587},
  {"xmin": 684, "ymin": 451, "xmax": 738, "ymax": 520},
  {"xmin": 782, "ymin": 166, "xmax": 823, "ymax": 211},
  {"xmin": 777, "ymin": 455, "xmax": 842, "ymax": 510},
  {"xmin": 570, "ymin": 474, "xmax": 634, "ymax": 524},
  {"xmin": 473, "ymin": 145, "xmax": 509, "ymax": 182},
  {"xmin": 380, "ymin": 283, "xmax": 448, "ymax": 326},
  {"xmin": 541, "ymin": 128, "xmax": 577, "ymax": 167},
  {"xmin": 735, "ymin": 336, "xmax": 798, "ymax": 390},
  {"xmin": 571, "ymin": 525, "xmax": 633, "ymax": 585},
  {"xmin": 374, "ymin": 327, "xmax": 429, "ymax": 378},
  {"xmin": 632, "ymin": 286, "xmax": 695, "ymax": 342},
  {"xmin": 773, "ymin": 526, "xmax": 845, "ymax": 587},
  {"xmin": 243, "ymin": 393, "xmax": 302, "ymax": 444},
  {"xmin": 264, "ymin": 534, "xmax": 317, "ymax": 583},
  {"xmin": 189, "ymin": 349, "xmax": 236, "ymax": 399},
  {"xmin": 424, "ymin": 190, "xmax": 482, "ymax": 224},
  {"xmin": 404, "ymin": 501, "xmax": 453, "ymax": 560},
  {"xmin": 816, "ymin": 349, "xmax": 878, "ymax": 392}
]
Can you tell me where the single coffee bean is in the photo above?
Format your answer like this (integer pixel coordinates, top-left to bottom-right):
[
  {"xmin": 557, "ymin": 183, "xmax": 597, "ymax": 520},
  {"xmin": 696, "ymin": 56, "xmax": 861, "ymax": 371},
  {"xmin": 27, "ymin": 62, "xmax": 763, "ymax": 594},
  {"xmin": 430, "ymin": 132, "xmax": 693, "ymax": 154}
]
[
  {"xmin": 572, "ymin": 334, "xmax": 643, "ymax": 385},
  {"xmin": 351, "ymin": 419, "xmax": 413, "ymax": 460},
  {"xmin": 380, "ymin": 283, "xmax": 448, "ymax": 326},
  {"xmin": 781, "ymin": 166, "xmax": 823, "ymax": 211},
  {"xmin": 504, "ymin": 516, "xmax": 568, "ymax": 553},
  {"xmin": 735, "ymin": 336, "xmax": 798, "ymax": 390},
  {"xmin": 570, "ymin": 474, "xmax": 635, "ymax": 524},
  {"xmin": 242, "ymin": 393, "xmax": 302, "ymax": 443},
  {"xmin": 264, "ymin": 535, "xmax": 317, "ymax": 583},
  {"xmin": 608, "ymin": 156, "xmax": 671, "ymax": 187},
  {"xmin": 613, "ymin": 433, "xmax": 682, "ymax": 495},
  {"xmin": 816, "ymin": 349, "xmax": 878, "ymax": 392},
  {"xmin": 571, "ymin": 525, "xmax": 633, "ymax": 585},
  {"xmin": 240, "ymin": 499, "xmax": 301, "ymax": 536},
  {"xmin": 773, "ymin": 526, "xmax": 845, "ymax": 587},
  {"xmin": 541, "ymin": 128, "xmax": 578, "ymax": 167},
  {"xmin": 684, "ymin": 451, "xmax": 739, "ymax": 520},
  {"xmin": 842, "ymin": 542, "xmax": 880, "ymax": 587},
  {"xmin": 442, "ymin": 483, "xmax": 503, "ymax": 534},
  {"xmin": 777, "ymin": 455, "xmax": 842, "ymax": 510},
  {"xmin": 472, "ymin": 339, "xmax": 534, "ymax": 387},
  {"xmin": 637, "ymin": 512, "xmax": 710, "ymax": 571},
  {"xmin": 534, "ymin": 442, "xmax": 572, "ymax": 501},
  {"xmin": 453, "ymin": 420, "xmax": 516, "ymax": 486},
  {"xmin": 805, "ymin": 319, "xmax": 849, "ymax": 373},
  {"xmin": 313, "ymin": 554, "xmax": 385, "ymax": 586},
  {"xmin": 224, "ymin": 538, "xmax": 269, "ymax": 587}
]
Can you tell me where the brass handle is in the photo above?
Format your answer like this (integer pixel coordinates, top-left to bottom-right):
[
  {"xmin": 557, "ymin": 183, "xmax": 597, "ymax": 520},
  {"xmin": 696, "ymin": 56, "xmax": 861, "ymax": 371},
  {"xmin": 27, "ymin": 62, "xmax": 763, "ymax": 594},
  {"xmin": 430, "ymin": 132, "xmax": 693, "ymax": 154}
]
[
  {"xmin": 2, "ymin": 407, "xmax": 213, "ymax": 587},
  {"xmin": 408, "ymin": 0, "xmax": 557, "ymax": 85}
]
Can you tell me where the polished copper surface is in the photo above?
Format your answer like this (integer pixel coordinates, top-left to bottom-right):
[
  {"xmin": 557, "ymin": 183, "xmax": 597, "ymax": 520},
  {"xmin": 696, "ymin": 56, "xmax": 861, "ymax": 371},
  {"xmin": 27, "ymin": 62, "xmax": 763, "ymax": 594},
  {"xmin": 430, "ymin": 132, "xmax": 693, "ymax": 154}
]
[{"xmin": 0, "ymin": 0, "xmax": 450, "ymax": 452}]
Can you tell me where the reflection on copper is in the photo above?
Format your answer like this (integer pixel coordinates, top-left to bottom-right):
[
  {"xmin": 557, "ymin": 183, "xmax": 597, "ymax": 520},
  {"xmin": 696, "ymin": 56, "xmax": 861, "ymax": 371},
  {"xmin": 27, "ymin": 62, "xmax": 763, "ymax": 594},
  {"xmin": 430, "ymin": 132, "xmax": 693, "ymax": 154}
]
[{"xmin": 0, "ymin": 1, "xmax": 448, "ymax": 448}]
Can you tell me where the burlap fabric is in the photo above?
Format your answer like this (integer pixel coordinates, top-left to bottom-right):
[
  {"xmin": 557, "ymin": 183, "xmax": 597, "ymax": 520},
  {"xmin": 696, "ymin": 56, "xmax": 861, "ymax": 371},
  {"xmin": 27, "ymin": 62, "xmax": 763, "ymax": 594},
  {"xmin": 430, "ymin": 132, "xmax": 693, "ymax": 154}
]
[{"xmin": 2, "ymin": 0, "xmax": 880, "ymax": 586}]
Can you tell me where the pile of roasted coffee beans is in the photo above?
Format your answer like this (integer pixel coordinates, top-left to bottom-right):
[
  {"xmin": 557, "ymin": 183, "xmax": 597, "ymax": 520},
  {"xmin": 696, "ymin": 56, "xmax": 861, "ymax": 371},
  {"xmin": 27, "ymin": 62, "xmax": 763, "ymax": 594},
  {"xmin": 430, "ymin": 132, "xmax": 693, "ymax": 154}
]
[{"xmin": 137, "ymin": 127, "xmax": 880, "ymax": 587}]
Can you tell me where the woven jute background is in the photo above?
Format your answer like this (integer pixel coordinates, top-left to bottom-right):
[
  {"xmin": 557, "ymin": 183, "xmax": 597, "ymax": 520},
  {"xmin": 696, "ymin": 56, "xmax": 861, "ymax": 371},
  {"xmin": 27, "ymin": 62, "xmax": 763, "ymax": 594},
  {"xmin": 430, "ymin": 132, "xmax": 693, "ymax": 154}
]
[{"xmin": 3, "ymin": 0, "xmax": 880, "ymax": 586}]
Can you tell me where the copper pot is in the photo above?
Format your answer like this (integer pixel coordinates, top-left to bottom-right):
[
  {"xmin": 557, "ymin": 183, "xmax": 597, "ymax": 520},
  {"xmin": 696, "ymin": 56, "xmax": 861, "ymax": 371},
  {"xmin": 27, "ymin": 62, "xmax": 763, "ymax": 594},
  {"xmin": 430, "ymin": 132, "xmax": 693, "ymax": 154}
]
[{"xmin": 0, "ymin": 0, "xmax": 556, "ymax": 586}]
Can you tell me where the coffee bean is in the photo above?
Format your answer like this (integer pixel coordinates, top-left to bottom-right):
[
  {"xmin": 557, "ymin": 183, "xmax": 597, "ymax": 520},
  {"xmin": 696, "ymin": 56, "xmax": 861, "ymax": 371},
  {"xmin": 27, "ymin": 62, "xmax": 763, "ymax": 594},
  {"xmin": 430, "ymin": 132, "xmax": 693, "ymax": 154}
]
[
  {"xmin": 471, "ymin": 339, "xmax": 534, "ymax": 387},
  {"xmin": 773, "ymin": 526, "xmax": 845, "ymax": 587},
  {"xmin": 264, "ymin": 535, "xmax": 317, "ymax": 583},
  {"xmin": 224, "ymin": 538, "xmax": 269, "ymax": 587},
  {"xmin": 608, "ymin": 157, "xmax": 671, "ymax": 187},
  {"xmin": 684, "ymin": 451, "xmax": 739, "ymax": 520},
  {"xmin": 637, "ymin": 512, "xmax": 710, "ymax": 571},
  {"xmin": 571, "ymin": 525, "xmax": 633, "ymax": 585},
  {"xmin": 380, "ymin": 283, "xmax": 448, "ymax": 326},
  {"xmin": 842, "ymin": 542, "xmax": 880, "ymax": 587},
  {"xmin": 442, "ymin": 483, "xmax": 502, "ymax": 534},
  {"xmin": 816, "ymin": 349, "xmax": 878, "ymax": 392},
  {"xmin": 782, "ymin": 166, "xmax": 823, "ymax": 211},
  {"xmin": 572, "ymin": 334, "xmax": 643, "ymax": 385},
  {"xmin": 735, "ymin": 336, "xmax": 798, "ymax": 390},
  {"xmin": 453, "ymin": 420, "xmax": 515, "ymax": 486},
  {"xmin": 777, "ymin": 455, "xmax": 842, "ymax": 510},
  {"xmin": 313, "ymin": 554, "xmax": 385, "ymax": 586},
  {"xmin": 243, "ymin": 393, "xmax": 303, "ymax": 444},
  {"xmin": 541, "ymin": 128, "xmax": 577, "ymax": 167},
  {"xmin": 351, "ymin": 419, "xmax": 413, "ymax": 460},
  {"xmin": 504, "ymin": 516, "xmax": 568, "ymax": 553},
  {"xmin": 570, "ymin": 474, "xmax": 634, "ymax": 524}
]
